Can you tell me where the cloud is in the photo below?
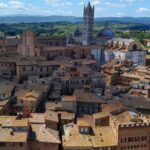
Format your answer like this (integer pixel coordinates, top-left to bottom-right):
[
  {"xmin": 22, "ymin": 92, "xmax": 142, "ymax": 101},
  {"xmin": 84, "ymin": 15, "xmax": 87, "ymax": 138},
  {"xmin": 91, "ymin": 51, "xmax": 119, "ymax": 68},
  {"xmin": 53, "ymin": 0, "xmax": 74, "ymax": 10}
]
[
  {"xmin": 9, "ymin": 0, "xmax": 25, "ymax": 10},
  {"xmin": 0, "ymin": 3, "xmax": 7, "ymax": 10},
  {"xmin": 43, "ymin": 0, "xmax": 61, "ymax": 6},
  {"xmin": 137, "ymin": 7, "xmax": 150, "ymax": 13},
  {"xmin": 0, "ymin": 0, "xmax": 53, "ymax": 16},
  {"xmin": 116, "ymin": 12, "xmax": 124, "ymax": 17},
  {"xmin": 105, "ymin": 1, "xmax": 126, "ymax": 8},
  {"xmin": 43, "ymin": 0, "xmax": 72, "ymax": 7},
  {"xmin": 91, "ymin": 0, "xmax": 101, "ymax": 5},
  {"xmin": 0, "ymin": 0, "xmax": 149, "ymax": 17},
  {"xmin": 78, "ymin": 1, "xmax": 84, "ymax": 6}
]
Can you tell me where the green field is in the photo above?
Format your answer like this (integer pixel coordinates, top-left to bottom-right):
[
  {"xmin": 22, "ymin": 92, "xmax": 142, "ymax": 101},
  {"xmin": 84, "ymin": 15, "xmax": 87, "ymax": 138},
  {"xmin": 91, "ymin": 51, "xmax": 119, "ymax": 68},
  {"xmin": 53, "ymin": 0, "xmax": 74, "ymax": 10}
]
[{"xmin": 0, "ymin": 22, "xmax": 150, "ymax": 41}]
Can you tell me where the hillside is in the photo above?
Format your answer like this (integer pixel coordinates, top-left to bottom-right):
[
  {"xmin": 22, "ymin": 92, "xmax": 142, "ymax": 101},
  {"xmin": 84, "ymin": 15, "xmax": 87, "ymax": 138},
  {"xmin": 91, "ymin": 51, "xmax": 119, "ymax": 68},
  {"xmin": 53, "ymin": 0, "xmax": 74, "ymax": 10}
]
[{"xmin": 0, "ymin": 16, "xmax": 150, "ymax": 24}]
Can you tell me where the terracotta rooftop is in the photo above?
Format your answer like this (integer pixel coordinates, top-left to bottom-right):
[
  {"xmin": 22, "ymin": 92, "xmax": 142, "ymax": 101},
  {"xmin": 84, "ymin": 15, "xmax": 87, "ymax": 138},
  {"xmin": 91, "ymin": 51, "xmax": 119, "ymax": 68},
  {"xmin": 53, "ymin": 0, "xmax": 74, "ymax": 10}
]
[
  {"xmin": 16, "ymin": 89, "xmax": 41, "ymax": 102},
  {"xmin": 73, "ymin": 89, "xmax": 106, "ymax": 104},
  {"xmin": 30, "ymin": 113, "xmax": 45, "ymax": 124},
  {"xmin": 46, "ymin": 102, "xmax": 62, "ymax": 111},
  {"xmin": 31, "ymin": 124, "xmax": 60, "ymax": 143},
  {"xmin": 113, "ymin": 110, "xmax": 144, "ymax": 124},
  {"xmin": 63, "ymin": 125, "xmax": 93, "ymax": 148},
  {"xmin": 91, "ymin": 126, "xmax": 117, "ymax": 148},
  {"xmin": 77, "ymin": 118, "xmax": 91, "ymax": 127},
  {"xmin": 0, "ymin": 117, "xmax": 28, "ymax": 128},
  {"xmin": 93, "ymin": 112, "xmax": 110, "ymax": 120},
  {"xmin": 62, "ymin": 96, "xmax": 76, "ymax": 102},
  {"xmin": 0, "ymin": 116, "xmax": 28, "ymax": 142},
  {"xmin": 0, "ymin": 127, "xmax": 28, "ymax": 142},
  {"xmin": 101, "ymin": 103, "xmax": 127, "ymax": 114},
  {"xmin": 0, "ymin": 100, "xmax": 9, "ymax": 107},
  {"xmin": 63, "ymin": 122, "xmax": 117, "ymax": 148},
  {"xmin": 0, "ymin": 84, "xmax": 14, "ymax": 95},
  {"xmin": 59, "ymin": 111, "xmax": 75, "ymax": 120},
  {"xmin": 45, "ymin": 110, "xmax": 59, "ymax": 122}
]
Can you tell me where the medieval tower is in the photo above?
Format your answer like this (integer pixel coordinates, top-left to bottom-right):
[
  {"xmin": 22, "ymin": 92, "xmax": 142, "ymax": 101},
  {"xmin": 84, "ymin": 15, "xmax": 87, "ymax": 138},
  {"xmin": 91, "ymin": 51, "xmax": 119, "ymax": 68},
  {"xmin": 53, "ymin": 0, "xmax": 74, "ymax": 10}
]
[{"xmin": 82, "ymin": 2, "xmax": 94, "ymax": 45}]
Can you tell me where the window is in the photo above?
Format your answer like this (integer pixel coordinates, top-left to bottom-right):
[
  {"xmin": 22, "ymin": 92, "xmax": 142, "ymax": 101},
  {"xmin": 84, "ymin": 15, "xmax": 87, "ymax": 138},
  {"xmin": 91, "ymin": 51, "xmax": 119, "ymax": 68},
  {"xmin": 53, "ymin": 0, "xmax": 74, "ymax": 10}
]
[
  {"xmin": 31, "ymin": 67, "xmax": 34, "ymax": 71},
  {"xmin": 80, "ymin": 127, "xmax": 84, "ymax": 133},
  {"xmin": 23, "ymin": 67, "xmax": 26, "ymax": 71},
  {"xmin": 121, "ymin": 138, "xmax": 126, "ymax": 143},
  {"xmin": 12, "ymin": 143, "xmax": 15, "ymax": 146},
  {"xmin": 128, "ymin": 137, "xmax": 133, "ymax": 142},
  {"xmin": 135, "ymin": 137, "xmax": 138, "ymax": 142},
  {"xmin": 20, "ymin": 142, "xmax": 23, "ymax": 147},
  {"xmin": 141, "ymin": 136, "xmax": 147, "ymax": 141},
  {"xmin": 84, "ymin": 128, "xmax": 88, "ymax": 133}
]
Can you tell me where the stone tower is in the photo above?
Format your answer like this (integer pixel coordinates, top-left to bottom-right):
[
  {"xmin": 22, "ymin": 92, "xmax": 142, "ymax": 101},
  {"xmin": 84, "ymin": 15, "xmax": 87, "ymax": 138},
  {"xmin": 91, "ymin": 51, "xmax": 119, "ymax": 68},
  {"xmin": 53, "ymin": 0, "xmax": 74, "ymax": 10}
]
[
  {"xmin": 82, "ymin": 2, "xmax": 94, "ymax": 45},
  {"xmin": 20, "ymin": 32, "xmax": 39, "ymax": 57}
]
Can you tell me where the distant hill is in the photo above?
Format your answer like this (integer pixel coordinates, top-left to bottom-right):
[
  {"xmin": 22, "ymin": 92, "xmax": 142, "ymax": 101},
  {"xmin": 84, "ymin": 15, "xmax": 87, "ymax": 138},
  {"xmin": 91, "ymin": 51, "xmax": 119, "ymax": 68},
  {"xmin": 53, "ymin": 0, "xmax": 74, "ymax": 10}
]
[
  {"xmin": 0, "ymin": 16, "xmax": 81, "ymax": 23},
  {"xmin": 95, "ymin": 17, "xmax": 150, "ymax": 24},
  {"xmin": 0, "ymin": 15, "xmax": 150, "ymax": 24}
]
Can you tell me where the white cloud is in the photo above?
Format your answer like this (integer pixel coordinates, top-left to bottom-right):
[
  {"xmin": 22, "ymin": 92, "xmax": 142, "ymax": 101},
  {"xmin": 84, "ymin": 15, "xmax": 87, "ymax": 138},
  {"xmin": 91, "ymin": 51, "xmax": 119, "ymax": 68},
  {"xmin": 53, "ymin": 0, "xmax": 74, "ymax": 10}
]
[
  {"xmin": 116, "ymin": 12, "xmax": 124, "ymax": 16},
  {"xmin": 43, "ymin": 0, "xmax": 72, "ymax": 7},
  {"xmin": 78, "ymin": 1, "xmax": 84, "ymax": 6},
  {"xmin": 0, "ymin": 3, "xmax": 7, "ymax": 10},
  {"xmin": 137, "ymin": 7, "xmax": 150, "ymax": 13},
  {"xmin": 43, "ymin": 0, "xmax": 61, "ymax": 6},
  {"xmin": 105, "ymin": 1, "xmax": 126, "ymax": 8},
  {"xmin": 91, "ymin": 0, "xmax": 101, "ymax": 5},
  {"xmin": 0, "ymin": 0, "xmax": 149, "ymax": 17},
  {"xmin": 9, "ymin": 0, "xmax": 25, "ymax": 10},
  {"xmin": 0, "ymin": 0, "xmax": 53, "ymax": 16}
]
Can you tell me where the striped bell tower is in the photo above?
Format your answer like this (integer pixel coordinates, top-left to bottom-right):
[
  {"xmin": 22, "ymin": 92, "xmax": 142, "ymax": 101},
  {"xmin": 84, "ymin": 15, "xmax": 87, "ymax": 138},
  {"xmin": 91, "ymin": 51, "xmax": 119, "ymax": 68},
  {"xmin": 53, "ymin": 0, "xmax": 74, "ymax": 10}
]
[{"xmin": 82, "ymin": 2, "xmax": 94, "ymax": 45}]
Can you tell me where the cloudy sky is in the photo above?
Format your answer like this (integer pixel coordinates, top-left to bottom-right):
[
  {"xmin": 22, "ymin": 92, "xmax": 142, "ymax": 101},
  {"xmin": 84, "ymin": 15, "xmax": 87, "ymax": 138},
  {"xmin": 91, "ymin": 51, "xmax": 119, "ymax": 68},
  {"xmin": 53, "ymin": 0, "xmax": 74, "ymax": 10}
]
[{"xmin": 0, "ymin": 0, "xmax": 150, "ymax": 17}]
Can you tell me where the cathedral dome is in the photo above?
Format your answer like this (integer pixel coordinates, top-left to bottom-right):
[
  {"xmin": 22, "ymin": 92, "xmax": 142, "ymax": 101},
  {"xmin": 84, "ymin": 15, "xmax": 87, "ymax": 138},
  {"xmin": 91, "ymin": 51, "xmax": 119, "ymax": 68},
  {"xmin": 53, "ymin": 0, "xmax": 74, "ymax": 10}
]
[{"xmin": 97, "ymin": 22, "xmax": 115, "ymax": 39}]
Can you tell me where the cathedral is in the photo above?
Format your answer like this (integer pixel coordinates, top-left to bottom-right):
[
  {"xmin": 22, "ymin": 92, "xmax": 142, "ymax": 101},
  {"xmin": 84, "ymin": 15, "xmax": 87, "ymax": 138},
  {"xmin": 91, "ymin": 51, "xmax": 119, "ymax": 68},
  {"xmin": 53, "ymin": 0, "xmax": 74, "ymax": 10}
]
[{"xmin": 67, "ymin": 2, "xmax": 115, "ymax": 46}]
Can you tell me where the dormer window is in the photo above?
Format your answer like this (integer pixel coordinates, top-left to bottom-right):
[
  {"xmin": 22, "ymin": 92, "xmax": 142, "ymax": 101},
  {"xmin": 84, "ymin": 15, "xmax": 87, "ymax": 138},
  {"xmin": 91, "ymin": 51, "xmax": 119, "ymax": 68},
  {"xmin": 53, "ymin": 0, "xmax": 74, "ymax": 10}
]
[{"xmin": 80, "ymin": 127, "xmax": 89, "ymax": 134}]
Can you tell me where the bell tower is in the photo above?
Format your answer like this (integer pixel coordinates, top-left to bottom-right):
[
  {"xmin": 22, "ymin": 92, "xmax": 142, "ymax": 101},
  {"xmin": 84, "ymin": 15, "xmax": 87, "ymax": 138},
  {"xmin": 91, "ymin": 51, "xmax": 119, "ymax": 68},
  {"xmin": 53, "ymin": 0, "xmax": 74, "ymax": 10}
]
[{"xmin": 82, "ymin": 2, "xmax": 94, "ymax": 45}]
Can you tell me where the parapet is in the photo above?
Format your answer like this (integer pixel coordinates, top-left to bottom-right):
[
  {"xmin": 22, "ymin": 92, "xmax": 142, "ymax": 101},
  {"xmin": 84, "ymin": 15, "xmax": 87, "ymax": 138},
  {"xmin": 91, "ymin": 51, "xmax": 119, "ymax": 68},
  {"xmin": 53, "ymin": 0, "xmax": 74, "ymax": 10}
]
[
  {"xmin": 111, "ymin": 112, "xmax": 150, "ymax": 129},
  {"xmin": 118, "ymin": 121, "xmax": 150, "ymax": 129}
]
